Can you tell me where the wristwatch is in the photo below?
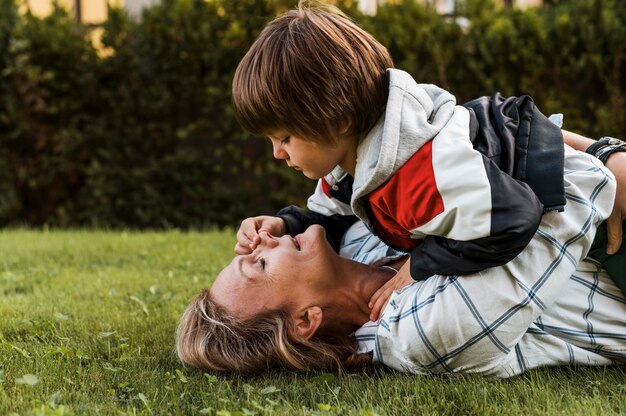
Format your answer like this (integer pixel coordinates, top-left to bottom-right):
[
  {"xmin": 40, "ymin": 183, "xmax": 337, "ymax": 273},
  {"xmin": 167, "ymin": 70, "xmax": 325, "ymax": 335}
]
[{"xmin": 586, "ymin": 136, "xmax": 626, "ymax": 163}]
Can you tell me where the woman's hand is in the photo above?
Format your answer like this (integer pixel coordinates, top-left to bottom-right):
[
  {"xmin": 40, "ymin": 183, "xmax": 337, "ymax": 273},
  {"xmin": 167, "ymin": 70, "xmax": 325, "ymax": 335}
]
[
  {"xmin": 562, "ymin": 130, "xmax": 625, "ymax": 254},
  {"xmin": 605, "ymin": 152, "xmax": 626, "ymax": 254},
  {"xmin": 368, "ymin": 260, "xmax": 414, "ymax": 322},
  {"xmin": 235, "ymin": 216, "xmax": 286, "ymax": 254}
]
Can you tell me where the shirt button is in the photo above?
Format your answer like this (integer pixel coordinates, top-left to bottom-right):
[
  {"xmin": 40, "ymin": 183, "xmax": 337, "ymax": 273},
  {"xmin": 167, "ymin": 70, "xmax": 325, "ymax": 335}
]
[{"xmin": 332, "ymin": 185, "xmax": 339, "ymax": 191}]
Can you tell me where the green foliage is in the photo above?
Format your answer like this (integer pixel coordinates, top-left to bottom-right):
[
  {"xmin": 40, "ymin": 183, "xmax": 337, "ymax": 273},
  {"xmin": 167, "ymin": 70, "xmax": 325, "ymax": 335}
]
[
  {"xmin": 365, "ymin": 0, "xmax": 626, "ymax": 140},
  {"xmin": 0, "ymin": 0, "xmax": 624, "ymax": 228}
]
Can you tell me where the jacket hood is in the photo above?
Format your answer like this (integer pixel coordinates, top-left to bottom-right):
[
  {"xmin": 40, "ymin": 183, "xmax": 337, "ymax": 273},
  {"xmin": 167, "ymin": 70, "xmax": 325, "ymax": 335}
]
[{"xmin": 351, "ymin": 69, "xmax": 457, "ymax": 221}]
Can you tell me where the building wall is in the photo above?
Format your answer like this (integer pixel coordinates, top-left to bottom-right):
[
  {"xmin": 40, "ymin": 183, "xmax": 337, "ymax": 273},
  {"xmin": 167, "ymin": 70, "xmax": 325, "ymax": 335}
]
[
  {"xmin": 124, "ymin": 0, "xmax": 159, "ymax": 17},
  {"xmin": 358, "ymin": 0, "xmax": 543, "ymax": 15},
  {"xmin": 26, "ymin": 0, "xmax": 545, "ymax": 21},
  {"xmin": 514, "ymin": 0, "xmax": 542, "ymax": 7},
  {"xmin": 23, "ymin": 0, "xmax": 74, "ymax": 18},
  {"xmin": 24, "ymin": 0, "xmax": 123, "ymax": 23}
]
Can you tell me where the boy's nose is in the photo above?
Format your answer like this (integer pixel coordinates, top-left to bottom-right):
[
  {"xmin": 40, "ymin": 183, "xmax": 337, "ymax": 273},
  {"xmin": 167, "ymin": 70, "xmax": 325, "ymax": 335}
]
[
  {"xmin": 271, "ymin": 141, "xmax": 288, "ymax": 160},
  {"xmin": 258, "ymin": 231, "xmax": 279, "ymax": 248}
]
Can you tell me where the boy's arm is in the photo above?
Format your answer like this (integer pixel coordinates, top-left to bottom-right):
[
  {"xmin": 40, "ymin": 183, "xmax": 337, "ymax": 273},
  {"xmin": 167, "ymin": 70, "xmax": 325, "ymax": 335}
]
[
  {"xmin": 366, "ymin": 108, "xmax": 545, "ymax": 280},
  {"xmin": 407, "ymin": 152, "xmax": 544, "ymax": 280},
  {"xmin": 399, "ymin": 94, "xmax": 559, "ymax": 280},
  {"xmin": 277, "ymin": 205, "xmax": 357, "ymax": 252},
  {"xmin": 277, "ymin": 176, "xmax": 358, "ymax": 252},
  {"xmin": 407, "ymin": 128, "xmax": 626, "ymax": 280}
]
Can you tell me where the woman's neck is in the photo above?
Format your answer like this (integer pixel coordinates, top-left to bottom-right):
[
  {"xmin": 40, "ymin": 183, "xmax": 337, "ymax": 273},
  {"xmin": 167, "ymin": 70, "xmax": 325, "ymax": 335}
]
[{"xmin": 326, "ymin": 259, "xmax": 396, "ymax": 333}]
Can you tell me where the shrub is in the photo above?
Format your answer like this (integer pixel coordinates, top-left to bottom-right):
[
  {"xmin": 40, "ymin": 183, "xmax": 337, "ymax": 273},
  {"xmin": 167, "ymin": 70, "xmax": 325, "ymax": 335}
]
[{"xmin": 0, "ymin": 0, "xmax": 623, "ymax": 228}]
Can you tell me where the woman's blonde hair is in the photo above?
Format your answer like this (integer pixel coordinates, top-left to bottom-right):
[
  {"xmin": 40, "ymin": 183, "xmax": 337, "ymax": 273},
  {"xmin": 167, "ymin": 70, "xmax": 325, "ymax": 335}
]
[
  {"xmin": 232, "ymin": 1, "xmax": 394, "ymax": 144},
  {"xmin": 176, "ymin": 289, "xmax": 372, "ymax": 373}
]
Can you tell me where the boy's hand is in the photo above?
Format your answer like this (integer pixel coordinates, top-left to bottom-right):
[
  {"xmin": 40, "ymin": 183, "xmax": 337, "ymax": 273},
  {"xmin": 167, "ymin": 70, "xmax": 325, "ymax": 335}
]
[
  {"xmin": 235, "ymin": 216, "xmax": 287, "ymax": 254},
  {"xmin": 605, "ymin": 152, "xmax": 626, "ymax": 254},
  {"xmin": 368, "ymin": 261, "xmax": 413, "ymax": 322}
]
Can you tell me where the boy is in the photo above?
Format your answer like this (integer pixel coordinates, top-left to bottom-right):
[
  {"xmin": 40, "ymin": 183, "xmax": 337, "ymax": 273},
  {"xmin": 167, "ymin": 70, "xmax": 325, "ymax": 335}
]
[{"xmin": 230, "ymin": 2, "xmax": 595, "ymax": 319}]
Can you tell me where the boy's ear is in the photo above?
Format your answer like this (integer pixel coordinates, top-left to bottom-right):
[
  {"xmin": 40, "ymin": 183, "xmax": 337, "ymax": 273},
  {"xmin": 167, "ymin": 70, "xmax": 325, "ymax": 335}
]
[
  {"xmin": 292, "ymin": 306, "xmax": 323, "ymax": 341},
  {"xmin": 339, "ymin": 120, "xmax": 351, "ymax": 135}
]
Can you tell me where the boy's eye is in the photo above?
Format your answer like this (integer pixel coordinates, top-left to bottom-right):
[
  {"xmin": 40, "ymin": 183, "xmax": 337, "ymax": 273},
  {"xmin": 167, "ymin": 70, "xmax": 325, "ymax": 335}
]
[
  {"xmin": 281, "ymin": 136, "xmax": 290, "ymax": 144},
  {"xmin": 258, "ymin": 258, "xmax": 266, "ymax": 270}
]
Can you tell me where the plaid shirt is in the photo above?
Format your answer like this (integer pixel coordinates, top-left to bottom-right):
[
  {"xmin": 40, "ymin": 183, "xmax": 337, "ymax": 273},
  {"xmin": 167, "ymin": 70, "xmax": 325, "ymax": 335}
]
[{"xmin": 350, "ymin": 148, "xmax": 624, "ymax": 378}]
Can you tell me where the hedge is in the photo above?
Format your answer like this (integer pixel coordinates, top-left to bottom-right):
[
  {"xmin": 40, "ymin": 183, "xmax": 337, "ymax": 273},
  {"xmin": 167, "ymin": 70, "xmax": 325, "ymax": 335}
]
[{"xmin": 0, "ymin": 0, "xmax": 624, "ymax": 228}]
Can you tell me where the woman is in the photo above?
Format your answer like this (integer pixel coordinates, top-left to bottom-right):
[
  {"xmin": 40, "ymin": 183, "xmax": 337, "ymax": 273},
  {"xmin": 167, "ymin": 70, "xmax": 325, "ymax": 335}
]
[{"xmin": 177, "ymin": 147, "xmax": 626, "ymax": 378}]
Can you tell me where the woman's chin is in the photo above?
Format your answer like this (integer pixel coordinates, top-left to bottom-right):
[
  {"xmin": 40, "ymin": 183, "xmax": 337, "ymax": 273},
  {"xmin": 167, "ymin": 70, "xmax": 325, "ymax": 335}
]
[
  {"xmin": 304, "ymin": 224, "xmax": 326, "ymax": 241},
  {"xmin": 301, "ymin": 224, "xmax": 336, "ymax": 257}
]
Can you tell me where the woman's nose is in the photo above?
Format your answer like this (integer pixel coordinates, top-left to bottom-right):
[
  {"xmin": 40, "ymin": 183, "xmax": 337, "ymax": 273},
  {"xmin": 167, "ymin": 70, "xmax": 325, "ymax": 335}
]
[{"xmin": 258, "ymin": 231, "xmax": 279, "ymax": 248}]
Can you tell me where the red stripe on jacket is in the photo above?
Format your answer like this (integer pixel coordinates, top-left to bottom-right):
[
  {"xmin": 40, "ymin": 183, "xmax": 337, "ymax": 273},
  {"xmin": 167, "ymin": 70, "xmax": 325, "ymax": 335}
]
[
  {"xmin": 321, "ymin": 178, "xmax": 332, "ymax": 198},
  {"xmin": 367, "ymin": 140, "xmax": 444, "ymax": 250}
]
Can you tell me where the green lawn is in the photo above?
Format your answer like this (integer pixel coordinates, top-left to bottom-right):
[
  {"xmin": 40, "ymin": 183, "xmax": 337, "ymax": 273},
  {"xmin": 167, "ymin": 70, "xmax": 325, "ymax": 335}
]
[{"xmin": 1, "ymin": 230, "xmax": 625, "ymax": 415}]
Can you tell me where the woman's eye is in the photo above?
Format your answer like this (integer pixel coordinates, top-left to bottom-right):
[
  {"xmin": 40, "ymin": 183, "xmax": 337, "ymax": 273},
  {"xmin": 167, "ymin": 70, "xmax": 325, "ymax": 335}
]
[
  {"xmin": 281, "ymin": 136, "xmax": 290, "ymax": 144},
  {"xmin": 258, "ymin": 258, "xmax": 266, "ymax": 270}
]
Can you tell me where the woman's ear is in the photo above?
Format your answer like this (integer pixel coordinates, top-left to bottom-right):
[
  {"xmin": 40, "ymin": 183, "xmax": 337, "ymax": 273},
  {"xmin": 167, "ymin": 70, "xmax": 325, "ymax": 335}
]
[{"xmin": 293, "ymin": 306, "xmax": 323, "ymax": 341}]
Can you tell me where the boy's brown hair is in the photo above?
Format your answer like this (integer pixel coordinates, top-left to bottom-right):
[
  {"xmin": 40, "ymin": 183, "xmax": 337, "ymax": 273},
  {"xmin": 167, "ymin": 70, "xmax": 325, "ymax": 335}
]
[{"xmin": 232, "ymin": 1, "xmax": 394, "ymax": 143}]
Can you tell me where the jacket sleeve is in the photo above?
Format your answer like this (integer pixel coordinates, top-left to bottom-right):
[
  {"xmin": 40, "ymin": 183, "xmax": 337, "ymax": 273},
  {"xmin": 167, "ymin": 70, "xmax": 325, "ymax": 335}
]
[
  {"xmin": 464, "ymin": 93, "xmax": 565, "ymax": 212},
  {"xmin": 392, "ymin": 101, "xmax": 556, "ymax": 280},
  {"xmin": 408, "ymin": 152, "xmax": 544, "ymax": 280},
  {"xmin": 277, "ymin": 177, "xmax": 358, "ymax": 252},
  {"xmin": 365, "ymin": 106, "xmax": 545, "ymax": 280}
]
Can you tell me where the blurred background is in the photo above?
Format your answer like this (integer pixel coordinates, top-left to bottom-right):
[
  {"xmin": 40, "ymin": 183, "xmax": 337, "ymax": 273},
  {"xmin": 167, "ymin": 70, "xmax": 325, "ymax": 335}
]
[{"xmin": 0, "ymin": 0, "xmax": 624, "ymax": 229}]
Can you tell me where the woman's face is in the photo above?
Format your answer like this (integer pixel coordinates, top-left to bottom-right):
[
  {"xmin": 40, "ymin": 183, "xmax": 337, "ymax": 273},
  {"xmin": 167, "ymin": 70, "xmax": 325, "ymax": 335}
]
[{"xmin": 210, "ymin": 225, "xmax": 337, "ymax": 319}]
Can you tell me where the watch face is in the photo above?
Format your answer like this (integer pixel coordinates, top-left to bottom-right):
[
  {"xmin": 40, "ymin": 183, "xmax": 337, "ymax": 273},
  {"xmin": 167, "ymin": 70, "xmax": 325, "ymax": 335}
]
[{"xmin": 607, "ymin": 137, "xmax": 623, "ymax": 146}]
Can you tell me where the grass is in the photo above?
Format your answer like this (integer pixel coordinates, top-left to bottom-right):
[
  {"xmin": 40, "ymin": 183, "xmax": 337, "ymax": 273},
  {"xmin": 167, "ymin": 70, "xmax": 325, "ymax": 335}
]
[{"xmin": 1, "ymin": 230, "xmax": 625, "ymax": 415}]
